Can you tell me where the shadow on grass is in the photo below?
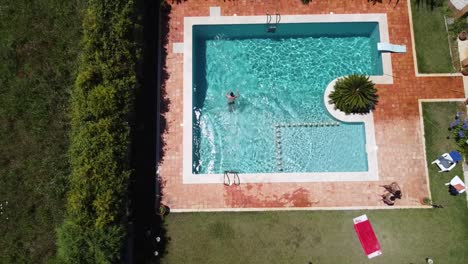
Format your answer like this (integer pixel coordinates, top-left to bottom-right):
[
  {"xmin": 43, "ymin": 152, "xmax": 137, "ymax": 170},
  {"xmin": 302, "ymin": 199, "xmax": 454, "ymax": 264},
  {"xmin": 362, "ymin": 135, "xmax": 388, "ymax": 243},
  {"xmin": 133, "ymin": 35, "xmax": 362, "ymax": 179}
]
[
  {"xmin": 414, "ymin": 0, "xmax": 442, "ymax": 10},
  {"xmin": 127, "ymin": 1, "xmax": 171, "ymax": 263}
]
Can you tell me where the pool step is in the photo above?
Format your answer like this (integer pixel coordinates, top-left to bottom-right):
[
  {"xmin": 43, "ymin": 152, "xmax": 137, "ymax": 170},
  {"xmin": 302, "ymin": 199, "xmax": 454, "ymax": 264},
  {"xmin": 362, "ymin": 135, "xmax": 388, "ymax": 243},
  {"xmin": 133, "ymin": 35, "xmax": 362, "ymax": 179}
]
[
  {"xmin": 273, "ymin": 122, "xmax": 341, "ymax": 172},
  {"xmin": 275, "ymin": 122, "xmax": 340, "ymax": 128},
  {"xmin": 274, "ymin": 126, "xmax": 283, "ymax": 172}
]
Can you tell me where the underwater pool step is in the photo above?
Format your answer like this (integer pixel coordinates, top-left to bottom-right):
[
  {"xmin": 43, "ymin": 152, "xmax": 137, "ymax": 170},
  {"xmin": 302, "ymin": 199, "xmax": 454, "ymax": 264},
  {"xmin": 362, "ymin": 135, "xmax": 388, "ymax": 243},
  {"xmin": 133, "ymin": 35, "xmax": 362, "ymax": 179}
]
[
  {"xmin": 273, "ymin": 122, "xmax": 341, "ymax": 172},
  {"xmin": 274, "ymin": 126, "xmax": 283, "ymax": 172},
  {"xmin": 275, "ymin": 122, "xmax": 340, "ymax": 128}
]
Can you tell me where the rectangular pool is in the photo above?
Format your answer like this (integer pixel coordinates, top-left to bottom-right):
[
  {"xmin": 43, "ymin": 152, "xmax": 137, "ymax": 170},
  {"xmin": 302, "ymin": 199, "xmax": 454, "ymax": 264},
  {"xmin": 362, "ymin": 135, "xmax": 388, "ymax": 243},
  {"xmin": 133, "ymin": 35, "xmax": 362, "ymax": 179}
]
[{"xmin": 183, "ymin": 14, "xmax": 391, "ymax": 183}]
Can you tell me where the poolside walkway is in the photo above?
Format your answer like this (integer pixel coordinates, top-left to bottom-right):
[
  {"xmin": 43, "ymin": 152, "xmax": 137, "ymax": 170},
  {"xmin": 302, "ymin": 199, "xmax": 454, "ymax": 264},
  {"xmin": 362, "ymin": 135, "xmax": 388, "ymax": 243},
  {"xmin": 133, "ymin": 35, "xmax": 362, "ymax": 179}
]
[{"xmin": 159, "ymin": 0, "xmax": 465, "ymax": 210}]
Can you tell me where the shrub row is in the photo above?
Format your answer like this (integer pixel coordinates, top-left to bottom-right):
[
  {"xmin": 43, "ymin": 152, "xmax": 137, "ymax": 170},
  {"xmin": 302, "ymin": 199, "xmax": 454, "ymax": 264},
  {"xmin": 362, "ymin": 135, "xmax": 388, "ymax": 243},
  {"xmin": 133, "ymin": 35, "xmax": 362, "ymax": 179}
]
[
  {"xmin": 452, "ymin": 117, "xmax": 468, "ymax": 161},
  {"xmin": 57, "ymin": 1, "xmax": 139, "ymax": 263}
]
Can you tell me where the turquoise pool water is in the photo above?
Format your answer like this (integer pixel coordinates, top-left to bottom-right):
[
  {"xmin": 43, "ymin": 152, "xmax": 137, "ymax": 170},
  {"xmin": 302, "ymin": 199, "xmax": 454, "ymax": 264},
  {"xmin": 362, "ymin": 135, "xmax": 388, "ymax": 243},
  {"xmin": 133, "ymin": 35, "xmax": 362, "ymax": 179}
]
[{"xmin": 192, "ymin": 22, "xmax": 382, "ymax": 174}]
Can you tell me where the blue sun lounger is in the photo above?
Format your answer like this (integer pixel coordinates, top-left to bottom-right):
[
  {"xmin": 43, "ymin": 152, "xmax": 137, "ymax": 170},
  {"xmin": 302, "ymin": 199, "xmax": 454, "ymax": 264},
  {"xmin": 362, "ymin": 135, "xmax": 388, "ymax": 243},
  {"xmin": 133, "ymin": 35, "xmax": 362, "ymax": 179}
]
[
  {"xmin": 377, "ymin": 42, "xmax": 407, "ymax": 53},
  {"xmin": 431, "ymin": 150, "xmax": 462, "ymax": 172}
]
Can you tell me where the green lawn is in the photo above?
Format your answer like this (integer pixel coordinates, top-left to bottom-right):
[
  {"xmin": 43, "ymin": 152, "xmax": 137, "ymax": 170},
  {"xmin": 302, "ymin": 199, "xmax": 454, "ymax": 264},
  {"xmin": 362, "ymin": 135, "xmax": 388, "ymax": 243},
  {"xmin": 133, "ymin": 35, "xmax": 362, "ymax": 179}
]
[
  {"xmin": 0, "ymin": 1, "xmax": 83, "ymax": 262},
  {"xmin": 411, "ymin": 0, "xmax": 456, "ymax": 73},
  {"xmin": 422, "ymin": 101, "xmax": 466, "ymax": 203},
  {"xmin": 161, "ymin": 101, "xmax": 468, "ymax": 264}
]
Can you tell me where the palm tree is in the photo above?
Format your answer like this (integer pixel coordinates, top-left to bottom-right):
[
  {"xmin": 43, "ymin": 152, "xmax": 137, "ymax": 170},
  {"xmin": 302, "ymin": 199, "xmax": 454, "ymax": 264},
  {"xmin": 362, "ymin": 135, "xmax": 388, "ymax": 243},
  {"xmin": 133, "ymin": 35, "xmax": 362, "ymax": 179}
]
[{"xmin": 329, "ymin": 74, "xmax": 378, "ymax": 114}]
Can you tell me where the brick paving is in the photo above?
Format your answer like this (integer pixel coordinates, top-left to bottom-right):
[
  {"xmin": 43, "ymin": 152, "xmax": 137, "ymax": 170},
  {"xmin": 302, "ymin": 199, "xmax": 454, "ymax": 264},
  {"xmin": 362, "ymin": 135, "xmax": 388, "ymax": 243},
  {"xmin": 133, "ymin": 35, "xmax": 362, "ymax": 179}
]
[{"xmin": 159, "ymin": 0, "xmax": 465, "ymax": 210}]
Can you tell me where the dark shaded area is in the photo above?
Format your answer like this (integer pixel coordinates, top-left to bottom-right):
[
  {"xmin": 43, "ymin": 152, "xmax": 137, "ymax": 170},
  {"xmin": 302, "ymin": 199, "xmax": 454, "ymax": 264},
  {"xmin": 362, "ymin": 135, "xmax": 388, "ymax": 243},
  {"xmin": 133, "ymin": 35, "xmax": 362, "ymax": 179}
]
[
  {"xmin": 193, "ymin": 41, "xmax": 208, "ymax": 110},
  {"xmin": 414, "ymin": 0, "xmax": 443, "ymax": 10},
  {"xmin": 192, "ymin": 39, "xmax": 207, "ymax": 173},
  {"xmin": 368, "ymin": 0, "xmax": 401, "ymax": 7},
  {"xmin": 127, "ymin": 0, "xmax": 171, "ymax": 263}
]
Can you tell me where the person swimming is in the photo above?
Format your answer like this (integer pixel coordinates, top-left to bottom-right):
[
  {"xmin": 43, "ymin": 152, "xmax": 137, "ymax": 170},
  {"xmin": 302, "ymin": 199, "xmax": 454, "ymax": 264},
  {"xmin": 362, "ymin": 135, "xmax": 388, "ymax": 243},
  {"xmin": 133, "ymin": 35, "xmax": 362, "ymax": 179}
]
[
  {"xmin": 226, "ymin": 91, "xmax": 239, "ymax": 103},
  {"xmin": 226, "ymin": 90, "xmax": 240, "ymax": 111}
]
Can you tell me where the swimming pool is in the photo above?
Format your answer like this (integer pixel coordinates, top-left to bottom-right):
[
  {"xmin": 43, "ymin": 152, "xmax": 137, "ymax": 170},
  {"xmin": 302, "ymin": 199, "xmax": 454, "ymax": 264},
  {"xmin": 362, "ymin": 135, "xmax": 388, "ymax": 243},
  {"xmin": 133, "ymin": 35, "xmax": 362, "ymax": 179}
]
[{"xmin": 183, "ymin": 14, "xmax": 392, "ymax": 183}]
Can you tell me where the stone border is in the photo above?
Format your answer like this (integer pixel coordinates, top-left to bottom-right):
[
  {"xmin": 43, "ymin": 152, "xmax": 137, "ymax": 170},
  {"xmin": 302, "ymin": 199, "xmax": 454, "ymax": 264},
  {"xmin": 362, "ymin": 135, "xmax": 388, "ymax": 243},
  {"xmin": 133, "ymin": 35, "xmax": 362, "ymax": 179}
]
[
  {"xmin": 170, "ymin": 205, "xmax": 432, "ymax": 213},
  {"xmin": 457, "ymin": 38, "xmax": 468, "ymax": 97},
  {"xmin": 183, "ymin": 14, "xmax": 392, "ymax": 184}
]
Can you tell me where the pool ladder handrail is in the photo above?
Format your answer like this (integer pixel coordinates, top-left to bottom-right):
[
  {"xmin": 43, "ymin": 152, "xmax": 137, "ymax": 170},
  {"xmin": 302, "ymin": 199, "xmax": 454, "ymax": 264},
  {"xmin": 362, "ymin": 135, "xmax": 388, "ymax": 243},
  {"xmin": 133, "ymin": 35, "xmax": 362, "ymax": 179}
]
[
  {"xmin": 266, "ymin": 12, "xmax": 280, "ymax": 33},
  {"xmin": 224, "ymin": 170, "xmax": 240, "ymax": 186},
  {"xmin": 276, "ymin": 13, "xmax": 281, "ymax": 24}
]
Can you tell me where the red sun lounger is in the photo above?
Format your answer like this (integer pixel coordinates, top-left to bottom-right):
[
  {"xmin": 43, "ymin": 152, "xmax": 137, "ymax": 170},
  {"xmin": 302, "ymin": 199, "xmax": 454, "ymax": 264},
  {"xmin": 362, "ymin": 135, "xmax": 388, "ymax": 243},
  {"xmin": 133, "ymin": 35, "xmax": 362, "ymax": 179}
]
[{"xmin": 353, "ymin": 214, "xmax": 382, "ymax": 259}]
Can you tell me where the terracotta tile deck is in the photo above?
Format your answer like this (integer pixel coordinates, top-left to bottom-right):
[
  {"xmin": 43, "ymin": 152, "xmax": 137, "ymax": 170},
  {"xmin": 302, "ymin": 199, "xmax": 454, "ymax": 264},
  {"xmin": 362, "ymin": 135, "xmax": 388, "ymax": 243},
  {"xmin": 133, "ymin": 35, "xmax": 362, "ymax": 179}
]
[{"xmin": 159, "ymin": 0, "xmax": 465, "ymax": 210}]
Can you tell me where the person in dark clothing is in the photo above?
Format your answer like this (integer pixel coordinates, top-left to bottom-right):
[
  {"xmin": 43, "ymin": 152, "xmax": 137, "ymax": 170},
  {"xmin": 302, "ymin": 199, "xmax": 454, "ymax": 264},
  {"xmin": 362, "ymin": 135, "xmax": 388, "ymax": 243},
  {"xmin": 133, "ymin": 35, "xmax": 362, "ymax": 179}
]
[
  {"xmin": 381, "ymin": 192, "xmax": 395, "ymax": 206},
  {"xmin": 380, "ymin": 182, "xmax": 402, "ymax": 199}
]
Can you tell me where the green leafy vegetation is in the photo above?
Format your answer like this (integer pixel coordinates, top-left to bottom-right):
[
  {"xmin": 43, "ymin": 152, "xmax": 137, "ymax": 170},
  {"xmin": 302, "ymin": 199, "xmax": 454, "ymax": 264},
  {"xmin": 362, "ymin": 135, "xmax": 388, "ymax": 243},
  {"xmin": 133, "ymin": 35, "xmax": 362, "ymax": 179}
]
[
  {"xmin": 329, "ymin": 74, "xmax": 378, "ymax": 114},
  {"xmin": 449, "ymin": 111, "xmax": 468, "ymax": 161},
  {"xmin": 161, "ymin": 102, "xmax": 468, "ymax": 264},
  {"xmin": 0, "ymin": 0, "xmax": 84, "ymax": 262},
  {"xmin": 56, "ymin": 0, "xmax": 140, "ymax": 263},
  {"xmin": 447, "ymin": 17, "xmax": 468, "ymax": 73},
  {"xmin": 411, "ymin": 0, "xmax": 456, "ymax": 73},
  {"xmin": 448, "ymin": 16, "xmax": 468, "ymax": 36}
]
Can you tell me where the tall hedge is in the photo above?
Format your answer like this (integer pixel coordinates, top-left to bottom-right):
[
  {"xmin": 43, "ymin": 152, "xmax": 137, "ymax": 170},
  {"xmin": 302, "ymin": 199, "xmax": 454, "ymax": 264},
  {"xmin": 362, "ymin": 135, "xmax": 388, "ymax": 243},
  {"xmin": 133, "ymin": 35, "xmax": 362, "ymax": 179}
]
[{"xmin": 57, "ymin": 0, "xmax": 139, "ymax": 263}]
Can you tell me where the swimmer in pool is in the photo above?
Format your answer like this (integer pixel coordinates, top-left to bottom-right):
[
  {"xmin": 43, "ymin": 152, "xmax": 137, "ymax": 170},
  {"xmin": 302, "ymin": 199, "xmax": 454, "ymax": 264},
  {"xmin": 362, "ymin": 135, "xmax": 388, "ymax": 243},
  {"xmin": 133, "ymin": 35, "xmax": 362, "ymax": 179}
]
[{"xmin": 226, "ymin": 90, "xmax": 240, "ymax": 112}]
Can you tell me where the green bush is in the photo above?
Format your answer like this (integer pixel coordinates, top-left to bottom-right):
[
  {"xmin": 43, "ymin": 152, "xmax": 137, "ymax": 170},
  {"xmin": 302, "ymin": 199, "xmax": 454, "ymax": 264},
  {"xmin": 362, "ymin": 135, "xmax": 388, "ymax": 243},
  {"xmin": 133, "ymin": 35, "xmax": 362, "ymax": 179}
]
[
  {"xmin": 329, "ymin": 74, "xmax": 378, "ymax": 114},
  {"xmin": 422, "ymin": 197, "xmax": 432, "ymax": 205},
  {"xmin": 451, "ymin": 115, "xmax": 468, "ymax": 162},
  {"xmin": 57, "ymin": 0, "xmax": 139, "ymax": 263},
  {"xmin": 449, "ymin": 17, "xmax": 468, "ymax": 37}
]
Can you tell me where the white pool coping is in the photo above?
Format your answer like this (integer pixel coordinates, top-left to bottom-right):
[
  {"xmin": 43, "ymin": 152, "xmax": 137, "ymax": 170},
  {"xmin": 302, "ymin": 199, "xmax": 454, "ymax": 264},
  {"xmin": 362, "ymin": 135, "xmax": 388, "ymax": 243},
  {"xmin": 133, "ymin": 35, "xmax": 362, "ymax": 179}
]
[{"xmin": 183, "ymin": 14, "xmax": 393, "ymax": 184}]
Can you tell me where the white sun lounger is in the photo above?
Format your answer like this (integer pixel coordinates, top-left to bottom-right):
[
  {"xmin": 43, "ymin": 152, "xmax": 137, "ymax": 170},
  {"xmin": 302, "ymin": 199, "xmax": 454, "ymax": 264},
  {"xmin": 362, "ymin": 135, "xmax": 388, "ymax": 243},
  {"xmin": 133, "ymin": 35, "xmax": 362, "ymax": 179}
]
[
  {"xmin": 431, "ymin": 153, "xmax": 457, "ymax": 172},
  {"xmin": 377, "ymin": 42, "xmax": 407, "ymax": 53},
  {"xmin": 445, "ymin": 175, "xmax": 466, "ymax": 194}
]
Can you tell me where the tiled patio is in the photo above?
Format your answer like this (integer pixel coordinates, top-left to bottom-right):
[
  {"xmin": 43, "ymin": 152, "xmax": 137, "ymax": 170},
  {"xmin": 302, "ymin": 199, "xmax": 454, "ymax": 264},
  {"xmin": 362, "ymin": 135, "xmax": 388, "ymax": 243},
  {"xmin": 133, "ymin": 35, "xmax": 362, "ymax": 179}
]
[{"xmin": 159, "ymin": 0, "xmax": 465, "ymax": 210}]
